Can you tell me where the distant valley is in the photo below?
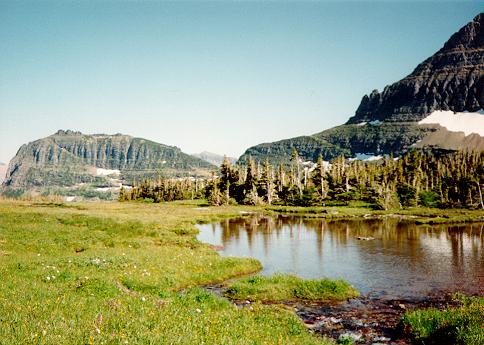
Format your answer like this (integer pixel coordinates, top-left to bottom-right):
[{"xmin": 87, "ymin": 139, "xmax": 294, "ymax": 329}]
[{"xmin": 191, "ymin": 151, "xmax": 237, "ymax": 167}]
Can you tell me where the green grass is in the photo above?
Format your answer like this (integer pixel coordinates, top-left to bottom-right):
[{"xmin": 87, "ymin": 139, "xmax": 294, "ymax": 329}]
[
  {"xmin": 225, "ymin": 274, "xmax": 359, "ymax": 303},
  {"xmin": 1, "ymin": 199, "xmax": 480, "ymax": 344},
  {"xmin": 0, "ymin": 199, "xmax": 333, "ymax": 344},
  {"xmin": 401, "ymin": 295, "xmax": 484, "ymax": 345}
]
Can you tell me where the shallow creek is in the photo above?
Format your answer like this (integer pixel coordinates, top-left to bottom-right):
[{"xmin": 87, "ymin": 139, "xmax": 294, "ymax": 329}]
[{"xmin": 197, "ymin": 215, "xmax": 483, "ymax": 344}]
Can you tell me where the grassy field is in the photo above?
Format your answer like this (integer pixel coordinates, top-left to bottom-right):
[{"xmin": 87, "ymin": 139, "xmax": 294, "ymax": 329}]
[
  {"xmin": 0, "ymin": 200, "xmax": 336, "ymax": 344},
  {"xmin": 1, "ymin": 199, "xmax": 482, "ymax": 344}
]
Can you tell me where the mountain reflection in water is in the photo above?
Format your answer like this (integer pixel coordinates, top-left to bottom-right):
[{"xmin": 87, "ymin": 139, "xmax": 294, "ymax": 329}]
[{"xmin": 197, "ymin": 216, "xmax": 484, "ymax": 298}]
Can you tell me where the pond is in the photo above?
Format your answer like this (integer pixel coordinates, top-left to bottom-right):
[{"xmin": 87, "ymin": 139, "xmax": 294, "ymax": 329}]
[{"xmin": 197, "ymin": 215, "xmax": 484, "ymax": 299}]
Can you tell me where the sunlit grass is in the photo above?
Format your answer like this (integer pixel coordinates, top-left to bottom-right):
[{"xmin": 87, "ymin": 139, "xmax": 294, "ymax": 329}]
[
  {"xmin": 0, "ymin": 200, "xmax": 332, "ymax": 344},
  {"xmin": 225, "ymin": 274, "xmax": 359, "ymax": 303}
]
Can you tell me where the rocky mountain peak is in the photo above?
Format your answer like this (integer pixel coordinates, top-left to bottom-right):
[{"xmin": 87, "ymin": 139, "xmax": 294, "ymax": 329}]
[
  {"xmin": 440, "ymin": 13, "xmax": 483, "ymax": 52},
  {"xmin": 239, "ymin": 13, "xmax": 484, "ymax": 165},
  {"xmin": 54, "ymin": 129, "xmax": 82, "ymax": 136},
  {"xmin": 347, "ymin": 12, "xmax": 483, "ymax": 124}
]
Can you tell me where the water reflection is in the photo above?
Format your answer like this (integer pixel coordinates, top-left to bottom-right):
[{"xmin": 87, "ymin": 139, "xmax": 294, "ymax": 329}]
[{"xmin": 197, "ymin": 216, "xmax": 484, "ymax": 298}]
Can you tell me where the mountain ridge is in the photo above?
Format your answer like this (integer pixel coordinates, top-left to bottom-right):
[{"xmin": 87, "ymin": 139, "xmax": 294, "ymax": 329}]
[
  {"xmin": 348, "ymin": 13, "xmax": 483, "ymax": 124},
  {"xmin": 3, "ymin": 130, "xmax": 216, "ymax": 191},
  {"xmin": 239, "ymin": 13, "xmax": 484, "ymax": 165}
]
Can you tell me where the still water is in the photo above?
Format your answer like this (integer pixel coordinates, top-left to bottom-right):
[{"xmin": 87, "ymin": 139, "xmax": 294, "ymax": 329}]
[{"xmin": 197, "ymin": 215, "xmax": 484, "ymax": 299}]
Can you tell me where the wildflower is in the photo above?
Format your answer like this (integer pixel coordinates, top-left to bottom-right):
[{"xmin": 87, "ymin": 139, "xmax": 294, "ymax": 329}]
[
  {"xmin": 140, "ymin": 296, "xmax": 146, "ymax": 302},
  {"xmin": 46, "ymin": 276, "xmax": 51, "ymax": 281},
  {"xmin": 195, "ymin": 308, "xmax": 201, "ymax": 313}
]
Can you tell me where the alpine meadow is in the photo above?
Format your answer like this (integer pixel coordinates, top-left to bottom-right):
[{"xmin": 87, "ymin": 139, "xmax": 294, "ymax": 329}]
[{"xmin": 0, "ymin": 3, "xmax": 483, "ymax": 345}]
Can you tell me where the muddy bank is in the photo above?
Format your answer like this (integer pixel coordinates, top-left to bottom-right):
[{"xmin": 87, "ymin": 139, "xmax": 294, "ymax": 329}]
[{"xmin": 205, "ymin": 283, "xmax": 464, "ymax": 344}]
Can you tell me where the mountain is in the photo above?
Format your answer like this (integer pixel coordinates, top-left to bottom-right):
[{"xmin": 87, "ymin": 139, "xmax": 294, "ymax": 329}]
[
  {"xmin": 0, "ymin": 162, "xmax": 7, "ymax": 184},
  {"xmin": 191, "ymin": 151, "xmax": 237, "ymax": 167},
  {"xmin": 348, "ymin": 13, "xmax": 483, "ymax": 123},
  {"xmin": 239, "ymin": 13, "xmax": 484, "ymax": 164},
  {"xmin": 3, "ymin": 130, "xmax": 216, "ymax": 194}
]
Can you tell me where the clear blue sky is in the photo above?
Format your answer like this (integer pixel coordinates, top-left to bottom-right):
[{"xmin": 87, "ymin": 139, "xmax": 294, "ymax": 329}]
[{"xmin": 0, "ymin": 1, "xmax": 482, "ymax": 163}]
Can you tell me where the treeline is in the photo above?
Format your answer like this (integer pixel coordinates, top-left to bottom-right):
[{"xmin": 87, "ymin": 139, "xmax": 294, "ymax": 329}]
[
  {"xmin": 119, "ymin": 178, "xmax": 206, "ymax": 202},
  {"xmin": 120, "ymin": 150, "xmax": 484, "ymax": 210}
]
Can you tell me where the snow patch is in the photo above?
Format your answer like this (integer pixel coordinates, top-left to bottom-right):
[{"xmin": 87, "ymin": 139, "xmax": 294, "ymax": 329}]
[
  {"xmin": 353, "ymin": 153, "xmax": 383, "ymax": 161},
  {"xmin": 96, "ymin": 168, "xmax": 120, "ymax": 176},
  {"xmin": 356, "ymin": 122, "xmax": 367, "ymax": 127},
  {"xmin": 419, "ymin": 110, "xmax": 484, "ymax": 136},
  {"xmin": 366, "ymin": 155, "xmax": 383, "ymax": 161},
  {"xmin": 95, "ymin": 187, "xmax": 113, "ymax": 192},
  {"xmin": 369, "ymin": 120, "xmax": 382, "ymax": 126}
]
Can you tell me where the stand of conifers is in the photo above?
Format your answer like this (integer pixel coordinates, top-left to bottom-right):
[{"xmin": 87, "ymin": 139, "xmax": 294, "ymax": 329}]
[{"xmin": 119, "ymin": 150, "xmax": 484, "ymax": 210}]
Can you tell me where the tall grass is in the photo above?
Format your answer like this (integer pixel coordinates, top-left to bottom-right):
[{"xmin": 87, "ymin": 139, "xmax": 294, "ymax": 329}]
[{"xmin": 401, "ymin": 295, "xmax": 484, "ymax": 345}]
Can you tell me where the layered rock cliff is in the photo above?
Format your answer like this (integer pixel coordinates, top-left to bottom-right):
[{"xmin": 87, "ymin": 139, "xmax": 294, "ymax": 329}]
[
  {"xmin": 239, "ymin": 13, "xmax": 484, "ymax": 164},
  {"xmin": 347, "ymin": 13, "xmax": 483, "ymax": 123},
  {"xmin": 4, "ymin": 130, "xmax": 216, "ymax": 188}
]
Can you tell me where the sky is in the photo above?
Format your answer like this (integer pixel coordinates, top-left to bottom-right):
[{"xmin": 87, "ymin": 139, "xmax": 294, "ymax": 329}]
[{"xmin": 0, "ymin": 1, "xmax": 482, "ymax": 163}]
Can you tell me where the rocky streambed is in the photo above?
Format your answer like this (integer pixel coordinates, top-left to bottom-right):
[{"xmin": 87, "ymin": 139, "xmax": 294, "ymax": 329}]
[
  {"xmin": 294, "ymin": 293, "xmax": 462, "ymax": 344},
  {"xmin": 205, "ymin": 283, "xmax": 462, "ymax": 344}
]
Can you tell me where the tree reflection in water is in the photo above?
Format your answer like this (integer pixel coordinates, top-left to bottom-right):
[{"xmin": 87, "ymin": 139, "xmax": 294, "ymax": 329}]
[{"xmin": 198, "ymin": 216, "xmax": 483, "ymax": 298}]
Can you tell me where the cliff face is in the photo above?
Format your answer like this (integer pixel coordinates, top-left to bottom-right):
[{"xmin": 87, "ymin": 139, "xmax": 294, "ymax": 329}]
[
  {"xmin": 348, "ymin": 13, "xmax": 483, "ymax": 123},
  {"xmin": 238, "ymin": 13, "xmax": 484, "ymax": 165},
  {"xmin": 4, "ymin": 130, "xmax": 216, "ymax": 188}
]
